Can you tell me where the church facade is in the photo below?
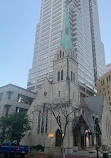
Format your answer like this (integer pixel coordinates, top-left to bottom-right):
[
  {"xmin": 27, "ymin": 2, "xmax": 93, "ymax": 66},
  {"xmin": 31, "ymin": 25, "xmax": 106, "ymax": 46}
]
[
  {"xmin": 21, "ymin": 5, "xmax": 111, "ymax": 152},
  {"xmin": 22, "ymin": 6, "xmax": 80, "ymax": 153}
]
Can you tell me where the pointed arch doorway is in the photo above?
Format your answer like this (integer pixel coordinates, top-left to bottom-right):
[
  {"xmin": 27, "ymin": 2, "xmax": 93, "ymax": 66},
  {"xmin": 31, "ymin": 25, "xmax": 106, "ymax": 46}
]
[{"xmin": 55, "ymin": 129, "xmax": 62, "ymax": 147}]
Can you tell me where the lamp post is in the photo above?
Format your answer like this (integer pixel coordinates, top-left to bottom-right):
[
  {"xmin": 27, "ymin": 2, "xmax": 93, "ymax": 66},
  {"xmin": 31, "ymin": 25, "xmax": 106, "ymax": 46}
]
[
  {"xmin": 92, "ymin": 113, "xmax": 99, "ymax": 158},
  {"xmin": 95, "ymin": 114, "xmax": 99, "ymax": 158}
]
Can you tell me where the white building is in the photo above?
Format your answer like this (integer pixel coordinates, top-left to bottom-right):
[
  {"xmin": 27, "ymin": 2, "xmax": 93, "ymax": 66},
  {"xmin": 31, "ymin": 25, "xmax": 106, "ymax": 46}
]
[{"xmin": 0, "ymin": 84, "xmax": 36, "ymax": 118}]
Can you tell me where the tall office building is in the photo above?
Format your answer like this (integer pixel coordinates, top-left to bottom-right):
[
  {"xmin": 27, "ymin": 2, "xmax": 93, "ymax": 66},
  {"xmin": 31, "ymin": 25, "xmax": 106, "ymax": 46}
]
[
  {"xmin": 106, "ymin": 63, "xmax": 111, "ymax": 72},
  {"xmin": 27, "ymin": 0, "xmax": 106, "ymax": 97}
]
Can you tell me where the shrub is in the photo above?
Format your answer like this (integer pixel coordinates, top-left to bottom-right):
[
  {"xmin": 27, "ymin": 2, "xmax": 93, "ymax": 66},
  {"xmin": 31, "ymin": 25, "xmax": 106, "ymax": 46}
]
[
  {"xmin": 29, "ymin": 149, "xmax": 36, "ymax": 158},
  {"xmin": 30, "ymin": 145, "xmax": 45, "ymax": 152},
  {"xmin": 48, "ymin": 152, "xmax": 53, "ymax": 158}
]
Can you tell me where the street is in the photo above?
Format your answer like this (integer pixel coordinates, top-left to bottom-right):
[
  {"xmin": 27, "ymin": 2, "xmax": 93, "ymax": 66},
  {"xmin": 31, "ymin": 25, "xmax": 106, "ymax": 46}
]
[{"xmin": 0, "ymin": 155, "xmax": 20, "ymax": 158}]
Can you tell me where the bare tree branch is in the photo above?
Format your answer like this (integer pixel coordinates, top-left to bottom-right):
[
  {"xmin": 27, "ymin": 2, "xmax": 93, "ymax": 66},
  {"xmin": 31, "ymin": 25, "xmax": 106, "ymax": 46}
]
[{"xmin": 42, "ymin": 100, "xmax": 80, "ymax": 145}]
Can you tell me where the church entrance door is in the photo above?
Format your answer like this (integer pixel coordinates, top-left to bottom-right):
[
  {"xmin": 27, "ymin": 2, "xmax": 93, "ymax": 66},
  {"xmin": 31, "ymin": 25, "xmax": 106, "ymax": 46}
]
[
  {"xmin": 55, "ymin": 129, "xmax": 62, "ymax": 147},
  {"xmin": 80, "ymin": 135, "xmax": 86, "ymax": 149}
]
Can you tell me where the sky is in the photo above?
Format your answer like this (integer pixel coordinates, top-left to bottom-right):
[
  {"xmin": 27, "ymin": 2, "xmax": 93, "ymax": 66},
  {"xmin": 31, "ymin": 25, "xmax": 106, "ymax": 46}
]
[{"xmin": 0, "ymin": 0, "xmax": 111, "ymax": 89}]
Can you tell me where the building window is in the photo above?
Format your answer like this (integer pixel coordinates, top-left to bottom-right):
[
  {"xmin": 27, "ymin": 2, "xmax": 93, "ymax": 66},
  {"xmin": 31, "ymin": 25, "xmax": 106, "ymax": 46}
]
[
  {"xmin": 101, "ymin": 81, "xmax": 102, "ymax": 86},
  {"xmin": 107, "ymin": 76, "xmax": 110, "ymax": 82},
  {"xmin": 37, "ymin": 110, "xmax": 41, "ymax": 134},
  {"xmin": 108, "ymin": 91, "xmax": 110, "ymax": 95},
  {"xmin": 63, "ymin": 51, "xmax": 64, "ymax": 57},
  {"xmin": 58, "ymin": 91, "xmax": 60, "ymax": 97},
  {"xmin": 36, "ymin": 84, "xmax": 42, "ymax": 89},
  {"xmin": 58, "ymin": 71, "xmax": 60, "ymax": 81},
  {"xmin": 71, "ymin": 71, "xmax": 75, "ymax": 83},
  {"xmin": 16, "ymin": 107, "xmax": 27, "ymax": 113},
  {"xmin": 73, "ymin": 73, "xmax": 75, "ymax": 83},
  {"xmin": 109, "ymin": 97, "xmax": 110, "ymax": 101},
  {"xmin": 44, "ymin": 92, "xmax": 47, "ymax": 97},
  {"xmin": 100, "ymin": 90, "xmax": 101, "ymax": 93},
  {"xmin": 4, "ymin": 105, "xmax": 11, "ymax": 117},
  {"xmin": 17, "ymin": 94, "xmax": 34, "ymax": 105},
  {"xmin": 107, "ymin": 77, "xmax": 108, "ymax": 82},
  {"xmin": 45, "ymin": 109, "xmax": 48, "ymax": 134},
  {"xmin": 60, "ymin": 50, "xmax": 61, "ymax": 58},
  {"xmin": 71, "ymin": 71, "xmax": 73, "ymax": 82},
  {"xmin": 7, "ymin": 91, "xmax": 13, "ymax": 99},
  {"xmin": 41, "ymin": 105, "xmax": 45, "ymax": 134},
  {"xmin": 0, "ymin": 93, "xmax": 3, "ymax": 101},
  {"xmin": 61, "ymin": 70, "xmax": 63, "ymax": 80}
]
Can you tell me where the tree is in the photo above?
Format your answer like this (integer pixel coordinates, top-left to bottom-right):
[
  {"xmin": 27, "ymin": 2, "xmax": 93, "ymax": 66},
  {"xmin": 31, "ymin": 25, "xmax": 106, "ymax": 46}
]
[
  {"xmin": 0, "ymin": 112, "xmax": 31, "ymax": 143},
  {"xmin": 43, "ymin": 100, "xmax": 80, "ymax": 146}
]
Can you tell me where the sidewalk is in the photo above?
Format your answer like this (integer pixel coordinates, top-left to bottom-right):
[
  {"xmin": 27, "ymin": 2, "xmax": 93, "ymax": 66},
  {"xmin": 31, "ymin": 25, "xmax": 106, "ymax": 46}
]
[
  {"xmin": 25, "ymin": 151, "xmax": 103, "ymax": 158},
  {"xmin": 72, "ymin": 151, "xmax": 103, "ymax": 157}
]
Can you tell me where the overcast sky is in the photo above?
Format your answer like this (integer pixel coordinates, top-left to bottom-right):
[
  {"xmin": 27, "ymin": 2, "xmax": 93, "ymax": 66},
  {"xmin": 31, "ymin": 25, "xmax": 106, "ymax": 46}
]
[{"xmin": 0, "ymin": 0, "xmax": 111, "ymax": 89}]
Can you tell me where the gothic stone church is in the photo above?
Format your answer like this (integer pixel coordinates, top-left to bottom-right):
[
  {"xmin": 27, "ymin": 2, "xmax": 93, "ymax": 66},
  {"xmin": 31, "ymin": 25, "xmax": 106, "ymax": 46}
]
[{"xmin": 21, "ymin": 7, "xmax": 111, "ymax": 152}]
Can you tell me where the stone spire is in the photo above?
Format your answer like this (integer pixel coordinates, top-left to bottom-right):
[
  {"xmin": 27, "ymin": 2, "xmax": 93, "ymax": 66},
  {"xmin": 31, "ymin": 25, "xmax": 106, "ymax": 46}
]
[{"xmin": 60, "ymin": 3, "xmax": 72, "ymax": 54}]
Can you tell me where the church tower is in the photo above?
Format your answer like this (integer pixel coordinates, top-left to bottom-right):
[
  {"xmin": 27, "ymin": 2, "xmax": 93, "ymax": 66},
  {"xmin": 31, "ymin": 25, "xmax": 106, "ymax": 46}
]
[
  {"xmin": 53, "ymin": 5, "xmax": 80, "ymax": 106},
  {"xmin": 50, "ymin": 5, "xmax": 80, "ymax": 152}
]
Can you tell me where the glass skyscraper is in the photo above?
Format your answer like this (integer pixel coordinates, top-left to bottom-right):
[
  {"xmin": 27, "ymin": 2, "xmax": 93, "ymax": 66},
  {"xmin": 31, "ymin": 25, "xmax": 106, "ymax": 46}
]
[{"xmin": 27, "ymin": 0, "xmax": 106, "ymax": 97}]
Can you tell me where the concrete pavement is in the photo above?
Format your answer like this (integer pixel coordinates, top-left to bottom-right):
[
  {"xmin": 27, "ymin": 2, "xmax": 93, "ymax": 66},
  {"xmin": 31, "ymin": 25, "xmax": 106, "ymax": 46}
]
[{"xmin": 72, "ymin": 151, "xmax": 103, "ymax": 157}]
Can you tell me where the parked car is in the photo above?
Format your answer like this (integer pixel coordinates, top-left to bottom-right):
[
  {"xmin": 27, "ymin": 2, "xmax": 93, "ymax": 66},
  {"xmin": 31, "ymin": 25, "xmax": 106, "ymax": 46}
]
[{"xmin": 0, "ymin": 141, "xmax": 28, "ymax": 157}]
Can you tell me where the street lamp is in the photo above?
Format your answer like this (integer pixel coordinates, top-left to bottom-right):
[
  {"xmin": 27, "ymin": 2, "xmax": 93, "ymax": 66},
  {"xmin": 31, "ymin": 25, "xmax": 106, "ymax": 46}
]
[
  {"xmin": 95, "ymin": 114, "xmax": 99, "ymax": 158},
  {"xmin": 48, "ymin": 133, "xmax": 54, "ymax": 139},
  {"xmin": 48, "ymin": 133, "xmax": 54, "ymax": 151},
  {"xmin": 92, "ymin": 113, "xmax": 99, "ymax": 158}
]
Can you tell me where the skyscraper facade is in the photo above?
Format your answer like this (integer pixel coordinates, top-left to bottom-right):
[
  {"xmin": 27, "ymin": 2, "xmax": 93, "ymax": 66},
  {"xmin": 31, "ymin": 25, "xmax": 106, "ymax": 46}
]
[
  {"xmin": 27, "ymin": 0, "xmax": 106, "ymax": 97},
  {"xmin": 106, "ymin": 63, "xmax": 111, "ymax": 72}
]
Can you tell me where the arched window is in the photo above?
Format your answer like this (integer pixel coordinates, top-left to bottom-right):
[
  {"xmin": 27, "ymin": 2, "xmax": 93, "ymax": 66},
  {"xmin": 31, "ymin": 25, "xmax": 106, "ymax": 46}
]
[
  {"xmin": 61, "ymin": 70, "xmax": 63, "ymax": 80},
  {"xmin": 37, "ymin": 110, "xmax": 41, "ymax": 134},
  {"xmin": 60, "ymin": 50, "xmax": 61, "ymax": 58},
  {"xmin": 58, "ymin": 91, "xmax": 60, "ymax": 97},
  {"xmin": 45, "ymin": 109, "xmax": 48, "ymax": 134},
  {"xmin": 71, "ymin": 52, "xmax": 73, "ymax": 59},
  {"xmin": 58, "ymin": 71, "xmax": 60, "ymax": 81},
  {"xmin": 73, "ymin": 73, "xmax": 75, "ymax": 83},
  {"xmin": 63, "ymin": 51, "xmax": 64, "ymax": 57},
  {"xmin": 71, "ymin": 71, "xmax": 75, "ymax": 83},
  {"xmin": 41, "ymin": 106, "xmax": 45, "ymax": 134},
  {"xmin": 71, "ymin": 71, "xmax": 73, "ymax": 82}
]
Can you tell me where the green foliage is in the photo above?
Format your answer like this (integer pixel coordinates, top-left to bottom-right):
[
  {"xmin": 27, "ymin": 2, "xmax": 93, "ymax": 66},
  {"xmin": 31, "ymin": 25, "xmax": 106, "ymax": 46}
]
[
  {"xmin": 0, "ymin": 112, "xmax": 31, "ymax": 143},
  {"xmin": 48, "ymin": 151, "xmax": 53, "ymax": 158},
  {"xmin": 30, "ymin": 145, "xmax": 45, "ymax": 152},
  {"xmin": 29, "ymin": 149, "xmax": 36, "ymax": 157}
]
